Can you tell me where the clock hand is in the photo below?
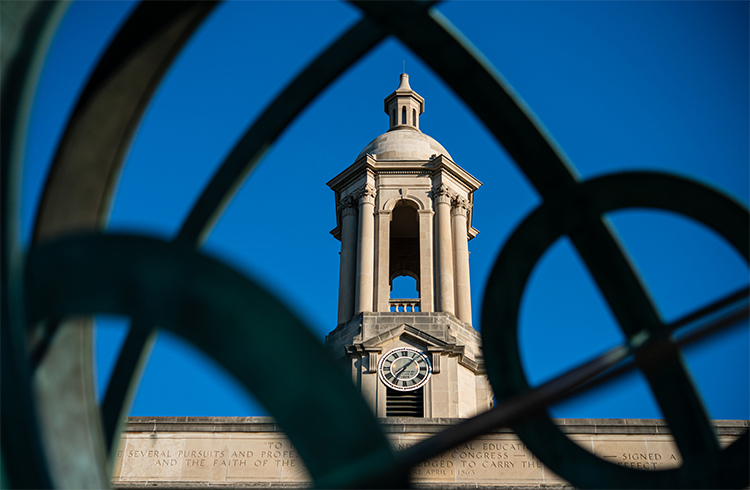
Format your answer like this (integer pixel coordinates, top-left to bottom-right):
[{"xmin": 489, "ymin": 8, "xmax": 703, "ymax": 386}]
[{"xmin": 393, "ymin": 357, "xmax": 416, "ymax": 380}]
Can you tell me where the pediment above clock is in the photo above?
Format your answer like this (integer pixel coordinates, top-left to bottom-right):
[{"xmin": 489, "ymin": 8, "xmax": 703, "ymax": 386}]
[
  {"xmin": 343, "ymin": 323, "xmax": 485, "ymax": 375},
  {"xmin": 360, "ymin": 323, "xmax": 462, "ymax": 353}
]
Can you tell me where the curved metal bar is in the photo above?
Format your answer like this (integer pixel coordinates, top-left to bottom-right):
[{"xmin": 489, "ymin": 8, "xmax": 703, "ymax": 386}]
[
  {"xmin": 27, "ymin": 0, "xmax": 218, "ymax": 357},
  {"xmin": 568, "ymin": 288, "xmax": 750, "ymax": 403},
  {"xmin": 481, "ymin": 172, "xmax": 749, "ymax": 488},
  {"xmin": 102, "ymin": 15, "xmax": 390, "ymax": 452},
  {"xmin": 32, "ymin": 1, "xmax": 218, "ymax": 244},
  {"xmin": 396, "ymin": 285, "xmax": 749, "ymax": 472},
  {"xmin": 0, "ymin": 2, "xmax": 68, "ymax": 486},
  {"xmin": 25, "ymin": 232, "xmax": 405, "ymax": 489},
  {"xmin": 176, "ymin": 17, "xmax": 388, "ymax": 244},
  {"xmin": 26, "ymin": 2, "xmax": 218, "ymax": 486},
  {"xmin": 352, "ymin": 0, "xmax": 722, "ymax": 477},
  {"xmin": 100, "ymin": 319, "xmax": 155, "ymax": 455}
]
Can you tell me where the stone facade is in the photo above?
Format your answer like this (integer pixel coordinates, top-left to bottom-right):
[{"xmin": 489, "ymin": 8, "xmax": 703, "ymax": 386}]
[
  {"xmin": 326, "ymin": 312, "xmax": 491, "ymax": 418},
  {"xmin": 111, "ymin": 417, "xmax": 748, "ymax": 488}
]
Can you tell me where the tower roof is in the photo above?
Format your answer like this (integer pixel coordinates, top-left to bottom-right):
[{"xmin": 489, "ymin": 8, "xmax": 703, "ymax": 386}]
[
  {"xmin": 358, "ymin": 73, "xmax": 452, "ymax": 161},
  {"xmin": 356, "ymin": 128, "xmax": 452, "ymax": 161}
]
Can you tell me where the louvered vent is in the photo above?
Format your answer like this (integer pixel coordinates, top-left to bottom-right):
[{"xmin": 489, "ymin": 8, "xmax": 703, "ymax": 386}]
[{"xmin": 386, "ymin": 387, "xmax": 423, "ymax": 417}]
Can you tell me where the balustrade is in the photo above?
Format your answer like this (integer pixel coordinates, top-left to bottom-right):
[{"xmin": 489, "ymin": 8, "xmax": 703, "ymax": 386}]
[{"xmin": 389, "ymin": 299, "xmax": 420, "ymax": 312}]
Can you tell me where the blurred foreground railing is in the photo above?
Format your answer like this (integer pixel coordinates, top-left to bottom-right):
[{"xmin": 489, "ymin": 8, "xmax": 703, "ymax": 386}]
[{"xmin": 1, "ymin": 2, "xmax": 747, "ymax": 489}]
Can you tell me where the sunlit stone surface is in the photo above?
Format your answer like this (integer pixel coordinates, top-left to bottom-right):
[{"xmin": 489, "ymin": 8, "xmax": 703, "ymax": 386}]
[{"xmin": 111, "ymin": 417, "xmax": 746, "ymax": 488}]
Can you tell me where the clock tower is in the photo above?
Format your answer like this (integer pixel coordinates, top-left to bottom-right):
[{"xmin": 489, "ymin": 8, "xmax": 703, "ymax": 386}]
[{"xmin": 325, "ymin": 74, "xmax": 492, "ymax": 418}]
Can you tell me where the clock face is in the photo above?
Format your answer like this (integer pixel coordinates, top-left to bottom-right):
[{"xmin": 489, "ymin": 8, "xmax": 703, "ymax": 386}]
[{"xmin": 378, "ymin": 347, "xmax": 432, "ymax": 391}]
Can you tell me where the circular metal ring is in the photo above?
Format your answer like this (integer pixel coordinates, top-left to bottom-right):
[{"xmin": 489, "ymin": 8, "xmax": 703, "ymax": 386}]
[
  {"xmin": 25, "ymin": 233, "xmax": 405, "ymax": 489},
  {"xmin": 481, "ymin": 171, "xmax": 749, "ymax": 488}
]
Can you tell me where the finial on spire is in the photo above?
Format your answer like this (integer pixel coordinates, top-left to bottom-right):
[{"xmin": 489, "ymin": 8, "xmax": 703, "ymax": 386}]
[{"xmin": 397, "ymin": 73, "xmax": 412, "ymax": 91}]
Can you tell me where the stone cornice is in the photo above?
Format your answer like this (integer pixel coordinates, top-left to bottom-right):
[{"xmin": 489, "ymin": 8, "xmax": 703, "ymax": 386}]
[
  {"xmin": 426, "ymin": 155, "xmax": 481, "ymax": 193},
  {"xmin": 327, "ymin": 155, "xmax": 481, "ymax": 195},
  {"xmin": 326, "ymin": 154, "xmax": 375, "ymax": 193},
  {"xmin": 383, "ymin": 86, "xmax": 425, "ymax": 115},
  {"xmin": 328, "ymin": 154, "xmax": 482, "ymax": 239},
  {"xmin": 121, "ymin": 416, "xmax": 749, "ymax": 436}
]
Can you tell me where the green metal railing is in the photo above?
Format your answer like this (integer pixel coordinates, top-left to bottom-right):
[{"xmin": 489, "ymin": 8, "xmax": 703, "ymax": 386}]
[{"xmin": 2, "ymin": 2, "xmax": 747, "ymax": 488}]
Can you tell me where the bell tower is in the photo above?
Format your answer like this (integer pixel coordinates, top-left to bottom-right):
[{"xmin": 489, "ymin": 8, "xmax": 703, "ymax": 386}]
[{"xmin": 326, "ymin": 74, "xmax": 492, "ymax": 418}]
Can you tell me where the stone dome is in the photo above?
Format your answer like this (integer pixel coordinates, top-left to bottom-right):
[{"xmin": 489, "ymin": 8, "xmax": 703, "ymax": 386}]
[{"xmin": 356, "ymin": 127, "xmax": 453, "ymax": 161}]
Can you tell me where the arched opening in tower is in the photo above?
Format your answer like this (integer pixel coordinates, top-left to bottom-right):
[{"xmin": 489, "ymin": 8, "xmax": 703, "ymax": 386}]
[
  {"xmin": 389, "ymin": 201, "xmax": 420, "ymax": 302},
  {"xmin": 391, "ymin": 275, "xmax": 418, "ymax": 299}
]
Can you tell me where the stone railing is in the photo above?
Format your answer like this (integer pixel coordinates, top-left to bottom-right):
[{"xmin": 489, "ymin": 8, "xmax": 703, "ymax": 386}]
[{"xmin": 389, "ymin": 299, "xmax": 421, "ymax": 312}]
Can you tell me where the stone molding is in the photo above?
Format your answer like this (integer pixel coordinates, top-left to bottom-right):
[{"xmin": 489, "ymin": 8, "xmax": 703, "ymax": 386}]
[
  {"xmin": 325, "ymin": 312, "xmax": 484, "ymax": 351},
  {"xmin": 326, "ymin": 155, "xmax": 482, "ymax": 240},
  {"xmin": 377, "ymin": 170, "xmax": 432, "ymax": 178},
  {"xmin": 344, "ymin": 344, "xmax": 383, "ymax": 373},
  {"xmin": 382, "ymin": 194, "xmax": 426, "ymax": 211},
  {"xmin": 120, "ymin": 416, "xmax": 748, "ymax": 435}
]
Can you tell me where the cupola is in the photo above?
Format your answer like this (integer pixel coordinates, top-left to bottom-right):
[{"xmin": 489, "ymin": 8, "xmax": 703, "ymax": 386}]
[{"xmin": 384, "ymin": 73, "xmax": 425, "ymax": 131}]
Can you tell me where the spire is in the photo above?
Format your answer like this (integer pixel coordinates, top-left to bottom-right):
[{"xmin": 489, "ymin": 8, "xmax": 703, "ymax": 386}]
[
  {"xmin": 396, "ymin": 72, "xmax": 412, "ymax": 91},
  {"xmin": 384, "ymin": 73, "xmax": 425, "ymax": 131}
]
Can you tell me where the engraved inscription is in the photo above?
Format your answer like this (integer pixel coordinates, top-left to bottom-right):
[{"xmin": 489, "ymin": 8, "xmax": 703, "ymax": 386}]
[
  {"xmin": 396, "ymin": 437, "xmax": 548, "ymax": 483},
  {"xmin": 113, "ymin": 431, "xmax": 737, "ymax": 485},
  {"xmin": 588, "ymin": 436, "xmax": 684, "ymax": 473},
  {"xmin": 115, "ymin": 435, "xmax": 309, "ymax": 483}
]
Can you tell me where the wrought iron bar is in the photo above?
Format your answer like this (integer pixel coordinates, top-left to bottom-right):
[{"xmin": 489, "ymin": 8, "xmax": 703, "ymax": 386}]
[
  {"xmin": 0, "ymin": 3, "xmax": 68, "ymax": 486},
  {"xmin": 397, "ymin": 286, "xmax": 749, "ymax": 471},
  {"xmin": 101, "ymin": 14, "xmax": 389, "ymax": 454}
]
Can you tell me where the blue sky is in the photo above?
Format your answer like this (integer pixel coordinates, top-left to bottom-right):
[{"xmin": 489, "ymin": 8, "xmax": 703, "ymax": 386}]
[{"xmin": 24, "ymin": 1, "xmax": 748, "ymax": 420}]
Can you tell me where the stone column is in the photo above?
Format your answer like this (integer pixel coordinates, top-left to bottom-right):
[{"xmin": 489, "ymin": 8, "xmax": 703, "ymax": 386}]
[
  {"xmin": 418, "ymin": 209, "xmax": 435, "ymax": 312},
  {"xmin": 452, "ymin": 196, "xmax": 472, "ymax": 324},
  {"xmin": 434, "ymin": 185, "xmax": 455, "ymax": 315},
  {"xmin": 375, "ymin": 210, "xmax": 391, "ymax": 312},
  {"xmin": 355, "ymin": 183, "xmax": 376, "ymax": 314},
  {"xmin": 337, "ymin": 196, "xmax": 358, "ymax": 324}
]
